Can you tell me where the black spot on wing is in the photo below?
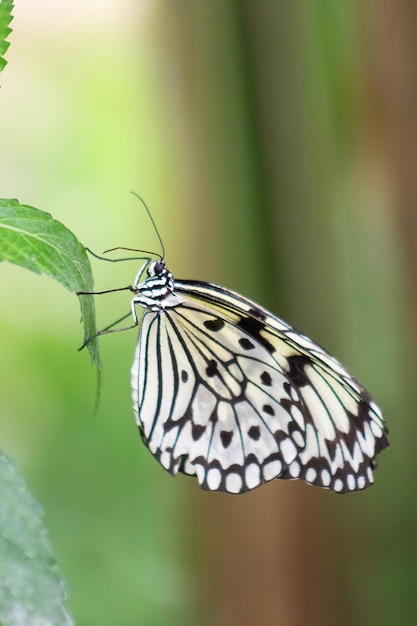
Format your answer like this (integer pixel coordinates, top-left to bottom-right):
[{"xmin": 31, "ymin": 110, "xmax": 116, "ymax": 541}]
[
  {"xmin": 260, "ymin": 371, "xmax": 272, "ymax": 386},
  {"xmin": 181, "ymin": 370, "xmax": 188, "ymax": 382},
  {"xmin": 210, "ymin": 408, "xmax": 218, "ymax": 424},
  {"xmin": 239, "ymin": 337, "xmax": 255, "ymax": 351},
  {"xmin": 263, "ymin": 404, "xmax": 275, "ymax": 416},
  {"xmin": 248, "ymin": 425, "xmax": 260, "ymax": 440},
  {"xmin": 192, "ymin": 423, "xmax": 206, "ymax": 441},
  {"xmin": 204, "ymin": 318, "xmax": 225, "ymax": 331},
  {"xmin": 273, "ymin": 429, "xmax": 289, "ymax": 445},
  {"xmin": 236, "ymin": 316, "xmax": 275, "ymax": 353},
  {"xmin": 206, "ymin": 360, "xmax": 218, "ymax": 377},
  {"xmin": 220, "ymin": 430, "xmax": 233, "ymax": 448},
  {"xmin": 286, "ymin": 354, "xmax": 312, "ymax": 387}
]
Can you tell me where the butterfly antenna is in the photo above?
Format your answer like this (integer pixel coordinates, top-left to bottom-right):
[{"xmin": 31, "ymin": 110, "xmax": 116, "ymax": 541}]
[{"xmin": 130, "ymin": 191, "xmax": 165, "ymax": 259}]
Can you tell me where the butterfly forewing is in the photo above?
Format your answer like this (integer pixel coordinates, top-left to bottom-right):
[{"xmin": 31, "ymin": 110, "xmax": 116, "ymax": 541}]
[{"xmin": 130, "ymin": 272, "xmax": 388, "ymax": 494}]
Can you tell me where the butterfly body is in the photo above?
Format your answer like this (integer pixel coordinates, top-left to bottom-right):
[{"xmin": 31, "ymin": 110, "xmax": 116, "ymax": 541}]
[{"xmin": 129, "ymin": 259, "xmax": 389, "ymax": 495}]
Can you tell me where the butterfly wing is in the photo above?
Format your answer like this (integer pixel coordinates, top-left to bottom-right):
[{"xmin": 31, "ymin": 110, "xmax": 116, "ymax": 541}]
[{"xmin": 131, "ymin": 280, "xmax": 389, "ymax": 494}]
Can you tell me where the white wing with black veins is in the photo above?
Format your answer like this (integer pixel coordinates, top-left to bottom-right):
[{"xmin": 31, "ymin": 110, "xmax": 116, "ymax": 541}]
[{"xmin": 131, "ymin": 279, "xmax": 389, "ymax": 494}]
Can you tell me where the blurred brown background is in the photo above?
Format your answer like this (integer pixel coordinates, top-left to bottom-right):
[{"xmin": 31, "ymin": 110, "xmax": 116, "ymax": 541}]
[{"xmin": 1, "ymin": 2, "xmax": 415, "ymax": 625}]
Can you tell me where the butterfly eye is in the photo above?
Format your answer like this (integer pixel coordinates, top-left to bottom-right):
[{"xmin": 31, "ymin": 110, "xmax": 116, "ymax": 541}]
[
  {"xmin": 147, "ymin": 260, "xmax": 165, "ymax": 277},
  {"xmin": 153, "ymin": 260, "xmax": 165, "ymax": 276}
]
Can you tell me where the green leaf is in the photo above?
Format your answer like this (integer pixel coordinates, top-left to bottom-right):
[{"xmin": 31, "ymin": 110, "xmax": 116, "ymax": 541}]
[
  {"xmin": 0, "ymin": 0, "xmax": 13, "ymax": 73},
  {"xmin": 0, "ymin": 199, "xmax": 100, "ymax": 368},
  {"xmin": 0, "ymin": 451, "xmax": 74, "ymax": 626}
]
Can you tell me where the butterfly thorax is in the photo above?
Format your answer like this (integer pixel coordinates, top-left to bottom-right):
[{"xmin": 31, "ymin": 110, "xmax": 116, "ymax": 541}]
[{"xmin": 133, "ymin": 259, "xmax": 183, "ymax": 312}]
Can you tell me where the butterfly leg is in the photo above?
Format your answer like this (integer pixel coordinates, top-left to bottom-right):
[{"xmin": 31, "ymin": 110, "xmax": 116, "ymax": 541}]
[{"xmin": 77, "ymin": 291, "xmax": 141, "ymax": 350}]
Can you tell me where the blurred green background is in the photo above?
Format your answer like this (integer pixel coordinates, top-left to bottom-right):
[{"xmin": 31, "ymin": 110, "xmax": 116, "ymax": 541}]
[{"xmin": 1, "ymin": 2, "xmax": 415, "ymax": 625}]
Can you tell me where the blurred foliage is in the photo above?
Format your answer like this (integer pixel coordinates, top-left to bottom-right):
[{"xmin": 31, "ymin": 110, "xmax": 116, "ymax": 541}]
[
  {"xmin": 0, "ymin": 451, "xmax": 73, "ymax": 625},
  {"xmin": 1, "ymin": 1, "xmax": 415, "ymax": 626}
]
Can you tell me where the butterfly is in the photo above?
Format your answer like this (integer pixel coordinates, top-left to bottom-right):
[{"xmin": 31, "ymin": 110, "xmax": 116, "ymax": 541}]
[
  {"xmin": 78, "ymin": 192, "xmax": 388, "ymax": 495},
  {"xmin": 123, "ymin": 258, "xmax": 389, "ymax": 495},
  {"xmin": 79, "ymin": 249, "xmax": 389, "ymax": 496}
]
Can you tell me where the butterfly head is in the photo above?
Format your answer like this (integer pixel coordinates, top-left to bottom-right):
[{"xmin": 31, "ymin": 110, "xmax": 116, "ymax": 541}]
[
  {"xmin": 147, "ymin": 259, "xmax": 167, "ymax": 278},
  {"xmin": 133, "ymin": 258, "xmax": 180, "ymax": 311}
]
